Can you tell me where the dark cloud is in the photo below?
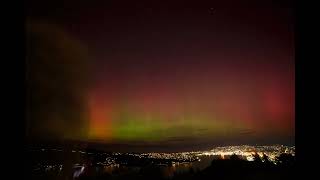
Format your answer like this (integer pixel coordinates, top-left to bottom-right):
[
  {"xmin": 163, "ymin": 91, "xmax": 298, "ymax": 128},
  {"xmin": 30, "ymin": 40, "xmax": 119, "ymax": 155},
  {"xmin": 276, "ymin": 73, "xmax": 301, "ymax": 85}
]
[{"xmin": 26, "ymin": 20, "xmax": 90, "ymax": 141}]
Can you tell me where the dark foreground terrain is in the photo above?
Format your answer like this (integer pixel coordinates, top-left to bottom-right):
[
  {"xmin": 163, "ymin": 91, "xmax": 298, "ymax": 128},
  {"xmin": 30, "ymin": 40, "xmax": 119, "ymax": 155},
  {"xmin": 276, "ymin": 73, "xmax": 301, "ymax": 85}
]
[{"xmin": 27, "ymin": 147, "xmax": 295, "ymax": 180}]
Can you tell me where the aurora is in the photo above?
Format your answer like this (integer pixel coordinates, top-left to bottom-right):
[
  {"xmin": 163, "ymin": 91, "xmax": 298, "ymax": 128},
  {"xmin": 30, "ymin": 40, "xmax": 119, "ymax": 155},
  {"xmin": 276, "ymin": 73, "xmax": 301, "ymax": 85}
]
[{"xmin": 26, "ymin": 0, "xmax": 295, "ymax": 151}]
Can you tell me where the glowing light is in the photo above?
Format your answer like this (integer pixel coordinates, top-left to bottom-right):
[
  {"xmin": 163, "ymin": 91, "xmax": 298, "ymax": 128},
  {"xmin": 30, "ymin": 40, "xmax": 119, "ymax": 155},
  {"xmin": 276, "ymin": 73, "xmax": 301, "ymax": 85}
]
[{"xmin": 73, "ymin": 166, "xmax": 85, "ymax": 178}]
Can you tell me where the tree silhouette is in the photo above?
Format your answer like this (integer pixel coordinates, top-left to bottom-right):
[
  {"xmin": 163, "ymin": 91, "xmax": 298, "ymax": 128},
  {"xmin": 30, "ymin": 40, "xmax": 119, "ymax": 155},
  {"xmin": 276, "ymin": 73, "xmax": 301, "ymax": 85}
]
[
  {"xmin": 253, "ymin": 153, "xmax": 262, "ymax": 163},
  {"xmin": 230, "ymin": 153, "xmax": 240, "ymax": 161},
  {"xmin": 276, "ymin": 153, "xmax": 295, "ymax": 166}
]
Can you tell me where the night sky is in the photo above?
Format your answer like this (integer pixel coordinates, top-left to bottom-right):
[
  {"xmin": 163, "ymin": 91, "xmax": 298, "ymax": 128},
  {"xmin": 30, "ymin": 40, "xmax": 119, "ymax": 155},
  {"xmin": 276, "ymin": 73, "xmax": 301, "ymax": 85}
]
[{"xmin": 26, "ymin": 0, "xmax": 294, "ymax": 151}]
